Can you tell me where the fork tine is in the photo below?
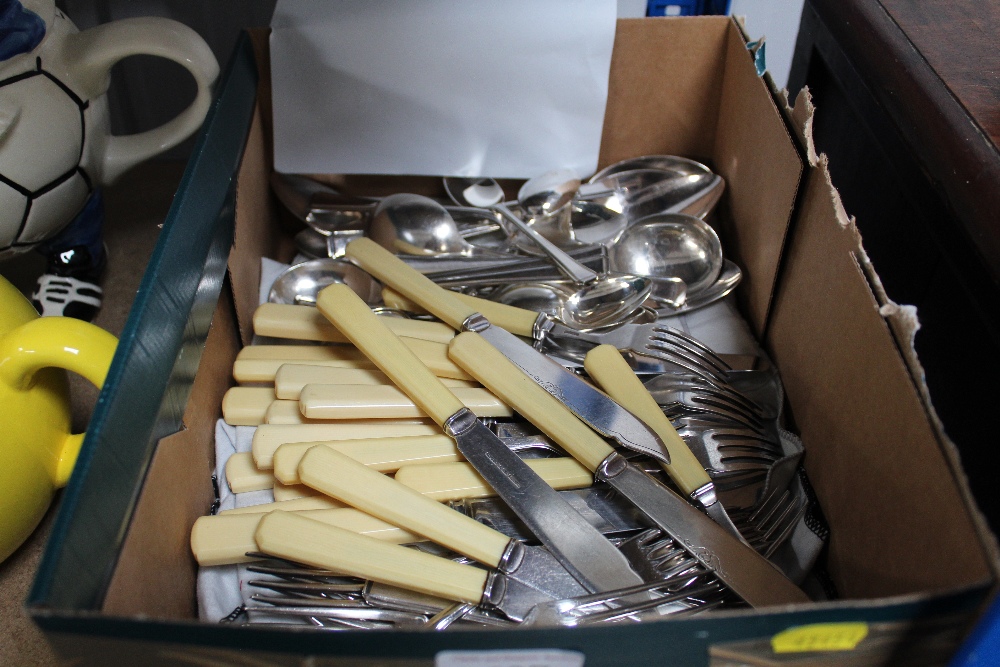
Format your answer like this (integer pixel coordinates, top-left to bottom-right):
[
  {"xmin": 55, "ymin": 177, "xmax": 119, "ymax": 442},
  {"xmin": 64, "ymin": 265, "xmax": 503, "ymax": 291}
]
[{"xmin": 649, "ymin": 326, "xmax": 732, "ymax": 373}]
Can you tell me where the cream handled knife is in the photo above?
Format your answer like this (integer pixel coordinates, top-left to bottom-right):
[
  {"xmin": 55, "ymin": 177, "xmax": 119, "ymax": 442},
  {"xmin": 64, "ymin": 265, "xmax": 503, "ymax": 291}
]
[
  {"xmin": 316, "ymin": 282, "xmax": 645, "ymax": 595},
  {"xmin": 448, "ymin": 330, "xmax": 810, "ymax": 607},
  {"xmin": 297, "ymin": 445, "xmax": 586, "ymax": 601},
  {"xmin": 583, "ymin": 344, "xmax": 748, "ymax": 544},
  {"xmin": 255, "ymin": 511, "xmax": 554, "ymax": 622},
  {"xmin": 254, "ymin": 302, "xmax": 456, "ymax": 344}
]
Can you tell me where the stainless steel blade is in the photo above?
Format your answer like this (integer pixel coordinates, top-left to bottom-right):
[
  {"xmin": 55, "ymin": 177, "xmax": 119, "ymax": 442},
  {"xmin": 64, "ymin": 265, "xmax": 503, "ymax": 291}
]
[
  {"xmin": 446, "ymin": 409, "xmax": 646, "ymax": 594},
  {"xmin": 595, "ymin": 452, "xmax": 810, "ymax": 607},
  {"xmin": 472, "ymin": 320, "xmax": 672, "ymax": 465}
]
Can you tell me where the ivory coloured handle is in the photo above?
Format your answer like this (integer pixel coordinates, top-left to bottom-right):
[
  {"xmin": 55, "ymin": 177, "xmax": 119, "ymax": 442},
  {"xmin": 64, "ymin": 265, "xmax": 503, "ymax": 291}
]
[
  {"xmin": 584, "ymin": 344, "xmax": 711, "ymax": 496},
  {"xmin": 316, "ymin": 283, "xmax": 466, "ymax": 426},
  {"xmin": 225, "ymin": 451, "xmax": 273, "ymax": 493},
  {"xmin": 298, "ymin": 446, "xmax": 510, "ymax": 568},
  {"xmin": 346, "ymin": 238, "xmax": 477, "ymax": 331},
  {"xmin": 190, "ymin": 507, "xmax": 422, "ymax": 566},
  {"xmin": 274, "ymin": 364, "xmax": 477, "ymax": 399},
  {"xmin": 220, "ymin": 495, "xmax": 346, "ymax": 515},
  {"xmin": 298, "ymin": 384, "xmax": 512, "ymax": 420},
  {"xmin": 251, "ymin": 421, "xmax": 441, "ymax": 469},
  {"xmin": 255, "ymin": 512, "xmax": 488, "ymax": 604},
  {"xmin": 381, "ymin": 287, "xmax": 538, "ymax": 338},
  {"xmin": 393, "ymin": 458, "xmax": 593, "ymax": 501},
  {"xmin": 221, "ymin": 386, "xmax": 275, "ymax": 426},
  {"xmin": 448, "ymin": 331, "xmax": 614, "ymax": 471},
  {"xmin": 271, "ymin": 434, "xmax": 461, "ymax": 485},
  {"xmin": 234, "ymin": 341, "xmax": 472, "ymax": 383},
  {"xmin": 253, "ymin": 302, "xmax": 456, "ymax": 344}
]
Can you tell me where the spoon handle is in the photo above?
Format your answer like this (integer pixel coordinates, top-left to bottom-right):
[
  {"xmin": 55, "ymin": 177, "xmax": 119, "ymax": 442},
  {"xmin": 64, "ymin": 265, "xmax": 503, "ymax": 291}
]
[{"xmin": 493, "ymin": 203, "xmax": 599, "ymax": 285}]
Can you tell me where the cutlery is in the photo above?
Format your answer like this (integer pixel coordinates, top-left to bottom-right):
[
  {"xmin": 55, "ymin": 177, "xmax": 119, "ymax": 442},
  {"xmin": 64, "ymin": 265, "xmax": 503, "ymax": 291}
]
[
  {"xmin": 447, "ymin": 331, "xmax": 809, "ymax": 607},
  {"xmin": 297, "ymin": 445, "xmax": 589, "ymax": 602},
  {"xmin": 583, "ymin": 344, "xmax": 746, "ymax": 543},
  {"xmin": 315, "ymin": 282, "xmax": 645, "ymax": 594},
  {"xmin": 343, "ymin": 238, "xmax": 673, "ymax": 466}
]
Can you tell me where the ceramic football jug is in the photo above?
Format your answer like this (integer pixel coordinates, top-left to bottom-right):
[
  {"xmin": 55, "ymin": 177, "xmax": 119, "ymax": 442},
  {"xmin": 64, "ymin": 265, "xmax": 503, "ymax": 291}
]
[
  {"xmin": 0, "ymin": 0, "xmax": 218, "ymax": 260},
  {"xmin": 0, "ymin": 274, "xmax": 117, "ymax": 562}
]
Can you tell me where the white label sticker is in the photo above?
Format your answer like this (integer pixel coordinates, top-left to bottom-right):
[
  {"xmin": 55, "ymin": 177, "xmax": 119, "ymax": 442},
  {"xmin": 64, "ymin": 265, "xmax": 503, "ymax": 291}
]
[{"xmin": 436, "ymin": 649, "xmax": 585, "ymax": 667}]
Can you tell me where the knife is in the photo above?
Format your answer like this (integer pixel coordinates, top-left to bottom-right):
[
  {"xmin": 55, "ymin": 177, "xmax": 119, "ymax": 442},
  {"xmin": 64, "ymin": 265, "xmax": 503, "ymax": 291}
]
[
  {"xmin": 316, "ymin": 282, "xmax": 646, "ymax": 594},
  {"xmin": 255, "ymin": 511, "xmax": 563, "ymax": 622},
  {"xmin": 448, "ymin": 331, "xmax": 810, "ymax": 607},
  {"xmin": 343, "ymin": 237, "xmax": 672, "ymax": 466},
  {"xmin": 583, "ymin": 344, "xmax": 748, "ymax": 543},
  {"xmin": 297, "ymin": 444, "xmax": 588, "ymax": 602}
]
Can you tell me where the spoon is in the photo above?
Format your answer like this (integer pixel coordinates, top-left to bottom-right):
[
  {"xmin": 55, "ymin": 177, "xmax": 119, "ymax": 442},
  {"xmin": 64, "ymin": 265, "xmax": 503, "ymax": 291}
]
[
  {"xmin": 367, "ymin": 193, "xmax": 511, "ymax": 259},
  {"xmin": 653, "ymin": 259, "xmax": 742, "ymax": 316},
  {"xmin": 502, "ymin": 169, "xmax": 725, "ymax": 252},
  {"xmin": 517, "ymin": 167, "xmax": 581, "ymax": 219},
  {"xmin": 442, "ymin": 177, "xmax": 505, "ymax": 208},
  {"xmin": 609, "ymin": 213, "xmax": 723, "ymax": 297},
  {"xmin": 268, "ymin": 258, "xmax": 383, "ymax": 306},
  {"xmin": 492, "ymin": 275, "xmax": 653, "ymax": 330},
  {"xmin": 589, "ymin": 155, "xmax": 713, "ymax": 182}
]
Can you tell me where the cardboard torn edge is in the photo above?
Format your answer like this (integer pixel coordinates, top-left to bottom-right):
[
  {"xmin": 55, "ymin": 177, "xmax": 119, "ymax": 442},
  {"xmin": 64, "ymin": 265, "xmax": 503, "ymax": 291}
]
[{"xmin": 779, "ymin": 87, "xmax": 1000, "ymax": 575}]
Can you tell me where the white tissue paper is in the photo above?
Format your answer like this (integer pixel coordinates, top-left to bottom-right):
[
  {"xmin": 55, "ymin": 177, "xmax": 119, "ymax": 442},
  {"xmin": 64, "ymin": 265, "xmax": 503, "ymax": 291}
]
[{"xmin": 269, "ymin": 0, "xmax": 618, "ymax": 178}]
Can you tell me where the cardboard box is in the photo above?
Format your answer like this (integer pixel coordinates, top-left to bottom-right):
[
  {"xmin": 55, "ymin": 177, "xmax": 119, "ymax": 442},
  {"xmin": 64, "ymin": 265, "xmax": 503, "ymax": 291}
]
[{"xmin": 28, "ymin": 18, "xmax": 998, "ymax": 666}]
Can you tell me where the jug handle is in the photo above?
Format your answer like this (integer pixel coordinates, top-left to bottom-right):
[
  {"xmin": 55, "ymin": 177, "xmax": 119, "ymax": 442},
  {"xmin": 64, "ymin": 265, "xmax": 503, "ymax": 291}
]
[
  {"xmin": 62, "ymin": 17, "xmax": 220, "ymax": 184},
  {"xmin": 0, "ymin": 317, "xmax": 117, "ymax": 486}
]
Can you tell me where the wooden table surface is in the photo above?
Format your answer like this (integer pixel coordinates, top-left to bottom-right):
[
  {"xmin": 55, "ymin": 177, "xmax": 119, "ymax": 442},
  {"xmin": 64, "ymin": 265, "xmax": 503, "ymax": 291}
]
[{"xmin": 800, "ymin": 0, "xmax": 1000, "ymax": 284}]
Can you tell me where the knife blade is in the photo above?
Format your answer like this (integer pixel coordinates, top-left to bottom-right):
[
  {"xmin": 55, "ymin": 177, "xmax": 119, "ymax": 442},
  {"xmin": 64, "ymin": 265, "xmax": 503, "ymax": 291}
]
[
  {"xmin": 344, "ymin": 237, "xmax": 672, "ymax": 466},
  {"xmin": 315, "ymin": 282, "xmax": 646, "ymax": 595},
  {"xmin": 448, "ymin": 330, "xmax": 809, "ymax": 607}
]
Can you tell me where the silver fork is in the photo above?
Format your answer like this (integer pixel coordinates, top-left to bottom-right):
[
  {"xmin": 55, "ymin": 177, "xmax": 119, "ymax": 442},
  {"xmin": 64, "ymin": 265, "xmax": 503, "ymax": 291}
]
[{"xmin": 540, "ymin": 318, "xmax": 734, "ymax": 384}]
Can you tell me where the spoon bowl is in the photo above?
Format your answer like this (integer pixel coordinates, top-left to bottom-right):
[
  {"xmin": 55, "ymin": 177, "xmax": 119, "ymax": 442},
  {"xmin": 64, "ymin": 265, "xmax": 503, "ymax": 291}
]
[
  {"xmin": 268, "ymin": 258, "xmax": 382, "ymax": 307},
  {"xmin": 369, "ymin": 193, "xmax": 506, "ymax": 258},
  {"xmin": 589, "ymin": 155, "xmax": 713, "ymax": 182},
  {"xmin": 610, "ymin": 213, "xmax": 723, "ymax": 297},
  {"xmin": 517, "ymin": 167, "xmax": 580, "ymax": 219},
  {"xmin": 492, "ymin": 273, "xmax": 652, "ymax": 330},
  {"xmin": 443, "ymin": 176, "xmax": 505, "ymax": 208}
]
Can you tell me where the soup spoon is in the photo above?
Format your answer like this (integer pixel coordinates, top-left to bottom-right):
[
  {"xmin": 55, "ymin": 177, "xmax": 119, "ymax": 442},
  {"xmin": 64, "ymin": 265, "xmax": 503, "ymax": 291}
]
[{"xmin": 610, "ymin": 213, "xmax": 723, "ymax": 297}]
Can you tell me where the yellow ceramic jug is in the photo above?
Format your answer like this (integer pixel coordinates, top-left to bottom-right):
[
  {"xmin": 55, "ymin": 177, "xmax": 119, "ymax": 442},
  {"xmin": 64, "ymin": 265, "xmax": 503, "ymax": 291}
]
[{"xmin": 0, "ymin": 274, "xmax": 117, "ymax": 562}]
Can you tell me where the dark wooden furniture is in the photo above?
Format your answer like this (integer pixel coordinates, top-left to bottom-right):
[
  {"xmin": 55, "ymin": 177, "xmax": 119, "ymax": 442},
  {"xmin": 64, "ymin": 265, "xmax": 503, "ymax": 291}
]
[{"xmin": 789, "ymin": 2, "xmax": 1000, "ymax": 531}]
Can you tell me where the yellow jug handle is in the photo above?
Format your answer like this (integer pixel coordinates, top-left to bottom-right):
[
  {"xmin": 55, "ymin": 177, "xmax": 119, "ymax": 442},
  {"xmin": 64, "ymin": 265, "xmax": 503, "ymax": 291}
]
[{"xmin": 0, "ymin": 317, "xmax": 118, "ymax": 486}]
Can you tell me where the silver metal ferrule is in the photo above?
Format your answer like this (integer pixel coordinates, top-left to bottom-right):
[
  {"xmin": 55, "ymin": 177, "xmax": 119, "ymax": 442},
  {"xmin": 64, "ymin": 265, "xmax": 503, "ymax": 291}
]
[
  {"xmin": 690, "ymin": 482, "xmax": 718, "ymax": 509},
  {"xmin": 531, "ymin": 312, "xmax": 555, "ymax": 343},
  {"xmin": 442, "ymin": 407, "xmax": 479, "ymax": 438},
  {"xmin": 461, "ymin": 312, "xmax": 491, "ymax": 333},
  {"xmin": 594, "ymin": 451, "xmax": 629, "ymax": 481},
  {"xmin": 495, "ymin": 539, "xmax": 525, "ymax": 576},
  {"xmin": 480, "ymin": 570, "xmax": 507, "ymax": 609}
]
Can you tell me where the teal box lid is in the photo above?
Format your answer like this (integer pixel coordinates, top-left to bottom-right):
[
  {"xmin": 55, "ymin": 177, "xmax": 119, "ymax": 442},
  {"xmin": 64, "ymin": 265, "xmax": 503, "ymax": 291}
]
[{"xmin": 28, "ymin": 31, "xmax": 259, "ymax": 612}]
